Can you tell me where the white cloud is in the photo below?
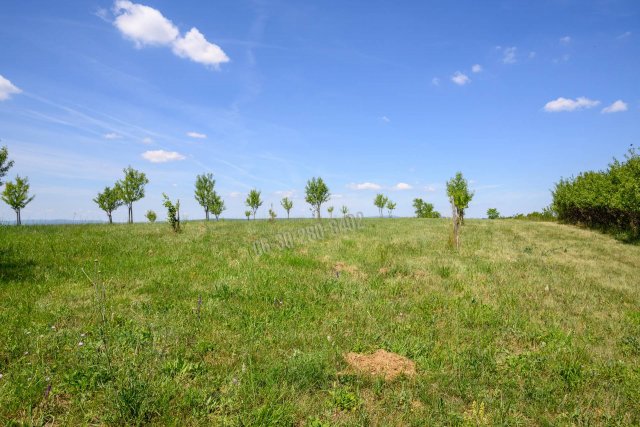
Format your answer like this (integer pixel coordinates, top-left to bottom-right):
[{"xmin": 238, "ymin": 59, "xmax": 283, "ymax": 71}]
[
  {"xmin": 0, "ymin": 75, "xmax": 22, "ymax": 101},
  {"xmin": 471, "ymin": 64, "xmax": 482, "ymax": 73},
  {"xmin": 229, "ymin": 191, "xmax": 241, "ymax": 198},
  {"xmin": 424, "ymin": 185, "xmax": 436, "ymax": 193},
  {"xmin": 112, "ymin": 1, "xmax": 228, "ymax": 68},
  {"xmin": 172, "ymin": 28, "xmax": 229, "ymax": 68},
  {"xmin": 451, "ymin": 71, "xmax": 470, "ymax": 86},
  {"xmin": 113, "ymin": 0, "xmax": 179, "ymax": 46},
  {"xmin": 543, "ymin": 97, "xmax": 600, "ymax": 112},
  {"xmin": 502, "ymin": 46, "xmax": 517, "ymax": 64},
  {"xmin": 617, "ymin": 31, "xmax": 631, "ymax": 40},
  {"xmin": 560, "ymin": 36, "xmax": 571, "ymax": 45},
  {"xmin": 348, "ymin": 182, "xmax": 382, "ymax": 190},
  {"xmin": 275, "ymin": 190, "xmax": 295, "ymax": 198},
  {"xmin": 141, "ymin": 137, "xmax": 153, "ymax": 144},
  {"xmin": 186, "ymin": 131, "xmax": 207, "ymax": 139},
  {"xmin": 601, "ymin": 100, "xmax": 628, "ymax": 114},
  {"xmin": 380, "ymin": 115, "xmax": 390, "ymax": 123},
  {"xmin": 431, "ymin": 77, "xmax": 440, "ymax": 86},
  {"xmin": 141, "ymin": 149, "xmax": 185, "ymax": 163},
  {"xmin": 393, "ymin": 182, "xmax": 412, "ymax": 190},
  {"xmin": 104, "ymin": 132, "xmax": 122, "ymax": 139}
]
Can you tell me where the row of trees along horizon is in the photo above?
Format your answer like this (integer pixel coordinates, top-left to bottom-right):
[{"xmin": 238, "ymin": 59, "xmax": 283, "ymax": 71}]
[{"xmin": 3, "ymin": 144, "xmax": 638, "ymax": 241}]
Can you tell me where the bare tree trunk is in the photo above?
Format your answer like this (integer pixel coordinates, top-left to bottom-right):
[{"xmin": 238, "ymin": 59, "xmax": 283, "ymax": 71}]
[
  {"xmin": 16, "ymin": 209, "xmax": 20, "ymax": 226},
  {"xmin": 287, "ymin": 211, "xmax": 290, "ymax": 219},
  {"xmin": 316, "ymin": 206, "xmax": 321, "ymax": 220},
  {"xmin": 108, "ymin": 212, "xmax": 113, "ymax": 224},
  {"xmin": 206, "ymin": 210, "xmax": 209, "ymax": 221},
  {"xmin": 451, "ymin": 201, "xmax": 460, "ymax": 250}
]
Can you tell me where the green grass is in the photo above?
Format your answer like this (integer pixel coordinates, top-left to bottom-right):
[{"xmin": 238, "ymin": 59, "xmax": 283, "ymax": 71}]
[{"xmin": 1, "ymin": 218, "xmax": 639, "ymax": 425}]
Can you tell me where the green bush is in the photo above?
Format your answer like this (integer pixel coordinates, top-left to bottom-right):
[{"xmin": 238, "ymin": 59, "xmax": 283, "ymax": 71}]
[
  {"xmin": 487, "ymin": 208, "xmax": 500, "ymax": 219},
  {"xmin": 552, "ymin": 148, "xmax": 639, "ymax": 238}
]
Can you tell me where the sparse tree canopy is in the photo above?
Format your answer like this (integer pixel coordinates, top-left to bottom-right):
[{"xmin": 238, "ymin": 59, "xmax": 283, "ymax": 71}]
[
  {"xmin": 327, "ymin": 205, "xmax": 334, "ymax": 218},
  {"xmin": 1, "ymin": 175, "xmax": 35, "ymax": 226},
  {"xmin": 341, "ymin": 205, "xmax": 349, "ymax": 217},
  {"xmin": 93, "ymin": 186, "xmax": 123, "ymax": 224},
  {"xmin": 244, "ymin": 210, "xmax": 251, "ymax": 220},
  {"xmin": 386, "ymin": 200, "xmax": 396, "ymax": 218},
  {"xmin": 413, "ymin": 198, "xmax": 441, "ymax": 218},
  {"xmin": 210, "ymin": 193, "xmax": 225, "ymax": 220},
  {"xmin": 115, "ymin": 166, "xmax": 148, "ymax": 224},
  {"xmin": 446, "ymin": 172, "xmax": 474, "ymax": 249},
  {"xmin": 246, "ymin": 189, "xmax": 263, "ymax": 219},
  {"xmin": 194, "ymin": 173, "xmax": 216, "ymax": 221},
  {"xmin": 146, "ymin": 210, "xmax": 157, "ymax": 223},
  {"xmin": 268, "ymin": 204, "xmax": 277, "ymax": 222},
  {"xmin": 305, "ymin": 177, "xmax": 330, "ymax": 219},
  {"xmin": 162, "ymin": 193, "xmax": 181, "ymax": 232},
  {"xmin": 281, "ymin": 197, "xmax": 293, "ymax": 219},
  {"xmin": 487, "ymin": 208, "xmax": 500, "ymax": 219},
  {"xmin": 374, "ymin": 193, "xmax": 389, "ymax": 217},
  {"xmin": 0, "ymin": 146, "xmax": 14, "ymax": 187}
]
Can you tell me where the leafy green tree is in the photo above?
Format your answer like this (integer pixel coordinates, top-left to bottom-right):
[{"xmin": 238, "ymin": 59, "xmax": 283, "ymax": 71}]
[
  {"xmin": 210, "ymin": 193, "xmax": 225, "ymax": 221},
  {"xmin": 1, "ymin": 175, "xmax": 35, "ymax": 226},
  {"xmin": 374, "ymin": 193, "xmax": 389, "ymax": 217},
  {"xmin": 341, "ymin": 205, "xmax": 349, "ymax": 218},
  {"xmin": 146, "ymin": 210, "xmax": 157, "ymax": 223},
  {"xmin": 327, "ymin": 206, "xmax": 334, "ymax": 218},
  {"xmin": 0, "ymin": 146, "xmax": 14, "ymax": 187},
  {"xmin": 386, "ymin": 200, "xmax": 396, "ymax": 218},
  {"xmin": 115, "ymin": 166, "xmax": 148, "ymax": 224},
  {"xmin": 305, "ymin": 177, "xmax": 330, "ymax": 219},
  {"xmin": 194, "ymin": 173, "xmax": 216, "ymax": 221},
  {"xmin": 412, "ymin": 198, "xmax": 441, "ymax": 218},
  {"xmin": 93, "ymin": 186, "xmax": 123, "ymax": 224},
  {"xmin": 246, "ymin": 189, "xmax": 262, "ymax": 219},
  {"xmin": 162, "ymin": 193, "xmax": 181, "ymax": 232},
  {"xmin": 281, "ymin": 197, "xmax": 293, "ymax": 219},
  {"xmin": 244, "ymin": 210, "xmax": 251, "ymax": 220},
  {"xmin": 487, "ymin": 208, "xmax": 500, "ymax": 219},
  {"xmin": 446, "ymin": 172, "xmax": 474, "ymax": 249}
]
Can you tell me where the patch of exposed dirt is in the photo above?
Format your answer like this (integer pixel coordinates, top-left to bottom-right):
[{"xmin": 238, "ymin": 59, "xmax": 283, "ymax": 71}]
[{"xmin": 344, "ymin": 349, "xmax": 416, "ymax": 380}]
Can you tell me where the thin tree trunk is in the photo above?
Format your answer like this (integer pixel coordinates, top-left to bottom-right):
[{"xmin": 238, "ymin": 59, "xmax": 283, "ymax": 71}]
[
  {"xmin": 16, "ymin": 209, "xmax": 20, "ymax": 226},
  {"xmin": 206, "ymin": 210, "xmax": 209, "ymax": 221},
  {"xmin": 108, "ymin": 212, "xmax": 113, "ymax": 224}
]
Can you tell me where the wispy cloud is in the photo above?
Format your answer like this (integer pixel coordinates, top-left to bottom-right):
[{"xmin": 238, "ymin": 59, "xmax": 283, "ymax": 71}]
[
  {"xmin": 451, "ymin": 71, "xmax": 470, "ymax": 86},
  {"xmin": 471, "ymin": 64, "xmax": 482, "ymax": 73},
  {"xmin": 617, "ymin": 31, "xmax": 631, "ymax": 40},
  {"xmin": 141, "ymin": 149, "xmax": 186, "ymax": 163},
  {"xmin": 502, "ymin": 47, "xmax": 517, "ymax": 64},
  {"xmin": 186, "ymin": 131, "xmax": 207, "ymax": 139},
  {"xmin": 348, "ymin": 182, "xmax": 382, "ymax": 190},
  {"xmin": 601, "ymin": 100, "xmax": 628, "ymax": 114},
  {"xmin": 543, "ymin": 97, "xmax": 600, "ymax": 112},
  {"xmin": 380, "ymin": 115, "xmax": 391, "ymax": 123},
  {"xmin": 393, "ymin": 182, "xmax": 412, "ymax": 190},
  {"xmin": 431, "ymin": 77, "xmax": 440, "ymax": 86},
  {"xmin": 559, "ymin": 35, "xmax": 571, "ymax": 45},
  {"xmin": 103, "ymin": 132, "xmax": 122, "ymax": 139},
  {"xmin": 112, "ymin": 0, "xmax": 229, "ymax": 68},
  {"xmin": 0, "ymin": 74, "xmax": 22, "ymax": 101},
  {"xmin": 141, "ymin": 137, "xmax": 153, "ymax": 144}
]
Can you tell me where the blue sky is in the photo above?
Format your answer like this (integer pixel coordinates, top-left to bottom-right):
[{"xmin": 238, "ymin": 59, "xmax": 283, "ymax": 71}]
[{"xmin": 0, "ymin": 0, "xmax": 638, "ymax": 221}]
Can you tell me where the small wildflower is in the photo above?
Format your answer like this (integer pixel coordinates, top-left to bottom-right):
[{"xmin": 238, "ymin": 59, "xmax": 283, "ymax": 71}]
[
  {"xmin": 78, "ymin": 341, "xmax": 84, "ymax": 347},
  {"xmin": 24, "ymin": 351, "xmax": 29, "ymax": 355},
  {"xmin": 232, "ymin": 377, "xmax": 239, "ymax": 385},
  {"xmin": 0, "ymin": 373, "xmax": 3, "ymax": 379},
  {"xmin": 45, "ymin": 376, "xmax": 50, "ymax": 381},
  {"xmin": 80, "ymin": 333, "xmax": 86, "ymax": 338},
  {"xmin": 241, "ymin": 363, "xmax": 246, "ymax": 373},
  {"xmin": 51, "ymin": 326, "xmax": 56, "ymax": 330}
]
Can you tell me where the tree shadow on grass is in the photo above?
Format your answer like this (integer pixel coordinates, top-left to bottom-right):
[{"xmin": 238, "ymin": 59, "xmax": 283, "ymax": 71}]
[{"xmin": 0, "ymin": 248, "xmax": 36, "ymax": 283}]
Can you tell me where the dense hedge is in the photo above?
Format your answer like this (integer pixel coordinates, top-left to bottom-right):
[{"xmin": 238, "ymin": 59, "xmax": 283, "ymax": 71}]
[{"xmin": 552, "ymin": 148, "xmax": 640, "ymax": 237}]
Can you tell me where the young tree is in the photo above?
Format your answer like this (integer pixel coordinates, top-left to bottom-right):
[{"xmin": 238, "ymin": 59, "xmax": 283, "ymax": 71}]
[
  {"xmin": 145, "ymin": 210, "xmax": 157, "ymax": 223},
  {"xmin": 210, "ymin": 193, "xmax": 226, "ymax": 221},
  {"xmin": 246, "ymin": 189, "xmax": 262, "ymax": 219},
  {"xmin": 268, "ymin": 204, "xmax": 277, "ymax": 222},
  {"xmin": 194, "ymin": 173, "xmax": 216, "ymax": 221},
  {"xmin": 446, "ymin": 172, "xmax": 474, "ymax": 249},
  {"xmin": 413, "ymin": 198, "xmax": 441, "ymax": 218},
  {"xmin": 386, "ymin": 200, "xmax": 396, "ymax": 218},
  {"xmin": 305, "ymin": 177, "xmax": 330, "ymax": 219},
  {"xmin": 1, "ymin": 175, "xmax": 35, "ymax": 226},
  {"xmin": 327, "ymin": 206, "xmax": 334, "ymax": 218},
  {"xmin": 0, "ymin": 146, "xmax": 14, "ymax": 187},
  {"xmin": 374, "ymin": 193, "xmax": 389, "ymax": 218},
  {"xmin": 341, "ymin": 205, "xmax": 349, "ymax": 218},
  {"xmin": 115, "ymin": 166, "xmax": 148, "ymax": 224},
  {"xmin": 281, "ymin": 197, "xmax": 293, "ymax": 219},
  {"xmin": 244, "ymin": 210, "xmax": 251, "ymax": 220},
  {"xmin": 162, "ymin": 193, "xmax": 181, "ymax": 232},
  {"xmin": 487, "ymin": 208, "xmax": 500, "ymax": 219},
  {"xmin": 93, "ymin": 186, "xmax": 123, "ymax": 224}
]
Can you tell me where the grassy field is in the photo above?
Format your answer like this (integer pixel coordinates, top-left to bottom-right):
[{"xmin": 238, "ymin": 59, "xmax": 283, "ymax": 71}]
[{"xmin": 1, "ymin": 218, "xmax": 639, "ymax": 425}]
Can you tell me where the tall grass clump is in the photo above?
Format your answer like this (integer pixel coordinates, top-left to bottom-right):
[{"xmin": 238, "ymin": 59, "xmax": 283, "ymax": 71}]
[{"xmin": 552, "ymin": 147, "xmax": 640, "ymax": 239}]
